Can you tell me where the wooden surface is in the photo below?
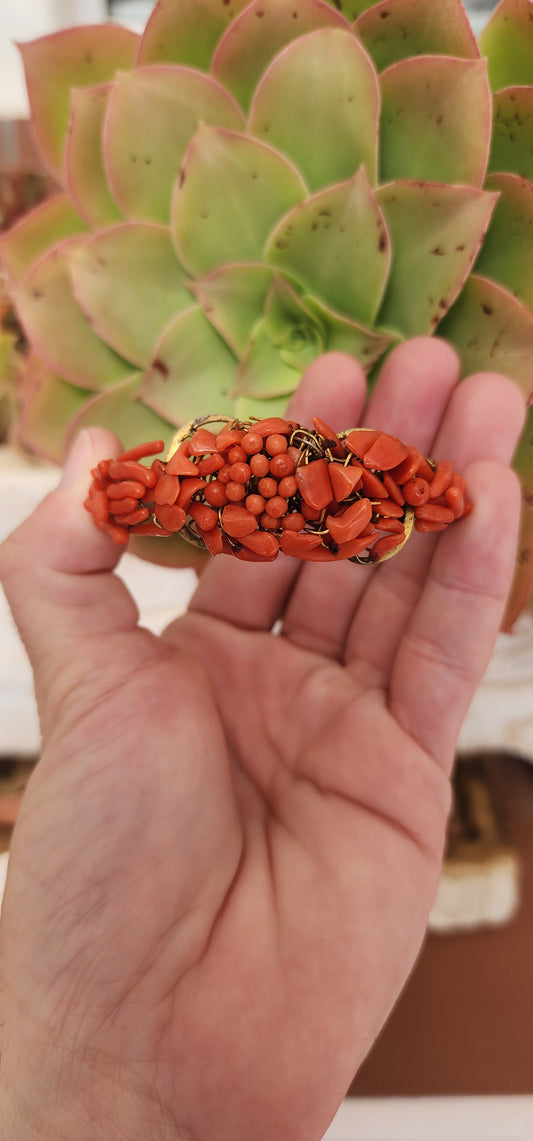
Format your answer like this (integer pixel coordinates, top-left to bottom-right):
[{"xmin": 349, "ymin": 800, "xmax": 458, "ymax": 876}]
[{"xmin": 350, "ymin": 755, "xmax": 533, "ymax": 1096}]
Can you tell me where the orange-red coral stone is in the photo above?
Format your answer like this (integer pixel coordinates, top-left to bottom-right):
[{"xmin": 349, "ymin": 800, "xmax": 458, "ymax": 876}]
[{"xmin": 85, "ymin": 417, "xmax": 470, "ymax": 565}]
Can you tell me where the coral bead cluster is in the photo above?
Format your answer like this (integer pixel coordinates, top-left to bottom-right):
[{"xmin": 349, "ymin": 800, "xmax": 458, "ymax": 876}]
[{"xmin": 85, "ymin": 416, "xmax": 470, "ymax": 564}]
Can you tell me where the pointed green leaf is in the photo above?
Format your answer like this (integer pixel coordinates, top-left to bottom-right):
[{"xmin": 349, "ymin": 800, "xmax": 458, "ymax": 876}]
[
  {"xmin": 380, "ymin": 57, "xmax": 491, "ymax": 187},
  {"xmin": 0, "ymin": 195, "xmax": 87, "ymax": 286},
  {"xmin": 265, "ymin": 277, "xmax": 326, "ymax": 370},
  {"xmin": 138, "ymin": 0, "xmax": 250, "ymax": 69},
  {"xmin": 376, "ymin": 183, "xmax": 498, "ymax": 337},
  {"xmin": 265, "ymin": 275, "xmax": 323, "ymax": 340},
  {"xmin": 18, "ymin": 365, "xmax": 91, "ymax": 463},
  {"xmin": 514, "ymin": 407, "xmax": 533, "ymax": 500},
  {"xmin": 212, "ymin": 0, "xmax": 349, "ymax": 112},
  {"xmin": 66, "ymin": 372, "xmax": 171, "ymax": 451},
  {"xmin": 266, "ymin": 169, "xmax": 391, "ymax": 325},
  {"xmin": 141, "ymin": 307, "xmax": 238, "ymax": 424},
  {"xmin": 503, "ymin": 407, "xmax": 533, "ymax": 627},
  {"xmin": 173, "ymin": 125, "xmax": 307, "ymax": 275},
  {"xmin": 15, "ymin": 238, "xmax": 133, "ymax": 390},
  {"xmin": 503, "ymin": 497, "xmax": 533, "ymax": 629},
  {"xmin": 70, "ymin": 224, "xmax": 193, "ymax": 369},
  {"xmin": 17, "ymin": 26, "xmax": 139, "ymax": 181},
  {"xmin": 322, "ymin": 1, "xmax": 374, "ymax": 16},
  {"xmin": 104, "ymin": 66, "xmax": 245, "ymax": 224},
  {"xmin": 438, "ymin": 274, "xmax": 533, "ymax": 403},
  {"xmin": 65, "ymin": 84, "xmax": 122, "ymax": 228},
  {"xmin": 475, "ymin": 174, "xmax": 533, "ymax": 313},
  {"xmin": 234, "ymin": 320, "xmax": 302, "ymax": 399},
  {"xmin": 304, "ymin": 295, "xmax": 399, "ymax": 366},
  {"xmin": 191, "ymin": 264, "xmax": 276, "ymax": 355},
  {"xmin": 249, "ymin": 28, "xmax": 379, "ymax": 191},
  {"xmin": 479, "ymin": 0, "xmax": 533, "ymax": 92},
  {"xmin": 355, "ymin": 0, "xmax": 478, "ymax": 71},
  {"xmin": 489, "ymin": 87, "xmax": 533, "ymax": 182}
]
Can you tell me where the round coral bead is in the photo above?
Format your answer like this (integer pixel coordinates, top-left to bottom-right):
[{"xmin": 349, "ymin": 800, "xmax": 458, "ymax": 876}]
[
  {"xmin": 281, "ymin": 512, "xmax": 305, "ymax": 532},
  {"xmin": 204, "ymin": 480, "xmax": 228, "ymax": 507},
  {"xmin": 217, "ymin": 464, "xmax": 232, "ymax": 484},
  {"xmin": 241, "ymin": 432, "xmax": 263, "ymax": 455},
  {"xmin": 225, "ymin": 481, "xmax": 246, "ymax": 502},
  {"xmin": 265, "ymin": 433, "xmax": 288, "ymax": 456},
  {"xmin": 260, "ymin": 512, "xmax": 280, "ymax": 531},
  {"xmin": 270, "ymin": 453, "xmax": 296, "ymax": 479},
  {"xmin": 278, "ymin": 476, "xmax": 298, "ymax": 499},
  {"xmin": 257, "ymin": 477, "xmax": 277, "ymax": 499},
  {"xmin": 229, "ymin": 461, "xmax": 251, "ymax": 484},
  {"xmin": 245, "ymin": 494, "xmax": 266, "ymax": 515},
  {"xmin": 250, "ymin": 453, "xmax": 270, "ymax": 478},
  {"xmin": 403, "ymin": 477, "xmax": 430, "ymax": 507},
  {"xmin": 227, "ymin": 445, "xmax": 247, "ymax": 465},
  {"xmin": 265, "ymin": 496, "xmax": 288, "ymax": 519}
]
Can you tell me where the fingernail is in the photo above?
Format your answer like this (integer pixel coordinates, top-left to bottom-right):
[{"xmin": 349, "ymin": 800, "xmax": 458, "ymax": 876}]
[{"xmin": 61, "ymin": 430, "xmax": 92, "ymax": 488}]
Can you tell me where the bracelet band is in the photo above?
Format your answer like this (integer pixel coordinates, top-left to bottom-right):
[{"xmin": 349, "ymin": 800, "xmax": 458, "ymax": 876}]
[{"xmin": 85, "ymin": 414, "xmax": 471, "ymax": 565}]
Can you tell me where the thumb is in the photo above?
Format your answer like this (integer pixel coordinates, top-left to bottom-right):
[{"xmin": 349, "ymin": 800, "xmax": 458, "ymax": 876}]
[{"xmin": 0, "ymin": 428, "xmax": 140, "ymax": 708}]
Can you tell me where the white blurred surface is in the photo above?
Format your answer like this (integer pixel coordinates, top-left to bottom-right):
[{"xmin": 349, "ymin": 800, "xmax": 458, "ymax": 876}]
[
  {"xmin": 0, "ymin": 0, "xmax": 108, "ymax": 118},
  {"xmin": 323, "ymin": 1096, "xmax": 533, "ymax": 1140}
]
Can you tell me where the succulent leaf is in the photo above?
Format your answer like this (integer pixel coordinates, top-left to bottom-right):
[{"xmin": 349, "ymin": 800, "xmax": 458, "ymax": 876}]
[
  {"xmin": 503, "ymin": 406, "xmax": 533, "ymax": 629},
  {"xmin": 70, "ymin": 224, "xmax": 193, "ymax": 369},
  {"xmin": 141, "ymin": 308, "xmax": 239, "ymax": 424},
  {"xmin": 479, "ymin": 0, "xmax": 533, "ymax": 92},
  {"xmin": 266, "ymin": 169, "xmax": 390, "ymax": 325},
  {"xmin": 211, "ymin": 0, "xmax": 350, "ymax": 111},
  {"xmin": 380, "ymin": 57, "xmax": 491, "ymax": 187},
  {"xmin": 265, "ymin": 276, "xmax": 326, "ymax": 367},
  {"xmin": 138, "ymin": 0, "xmax": 250, "ymax": 69},
  {"xmin": 15, "ymin": 239, "xmax": 133, "ymax": 390},
  {"xmin": 0, "ymin": 196, "xmax": 87, "ymax": 286},
  {"xmin": 173, "ymin": 125, "xmax": 307, "ymax": 274},
  {"xmin": 66, "ymin": 372, "xmax": 170, "ymax": 450},
  {"xmin": 18, "ymin": 365, "xmax": 91, "ymax": 462},
  {"xmin": 66, "ymin": 85, "xmax": 123, "ymax": 228},
  {"xmin": 489, "ymin": 88, "xmax": 533, "ymax": 181},
  {"xmin": 248, "ymin": 28, "xmax": 379, "ymax": 190},
  {"xmin": 104, "ymin": 67, "xmax": 245, "ymax": 224},
  {"xmin": 475, "ymin": 174, "xmax": 533, "ymax": 310},
  {"xmin": 322, "ymin": 1, "xmax": 373, "ymax": 16},
  {"xmin": 355, "ymin": 0, "xmax": 478, "ymax": 72},
  {"xmin": 376, "ymin": 183, "xmax": 498, "ymax": 337},
  {"xmin": 439, "ymin": 274, "xmax": 533, "ymax": 401},
  {"xmin": 234, "ymin": 320, "xmax": 304, "ymax": 398},
  {"xmin": 17, "ymin": 27, "xmax": 139, "ymax": 181},
  {"xmin": 190, "ymin": 264, "xmax": 277, "ymax": 355},
  {"xmin": 304, "ymin": 296, "xmax": 399, "ymax": 363}
]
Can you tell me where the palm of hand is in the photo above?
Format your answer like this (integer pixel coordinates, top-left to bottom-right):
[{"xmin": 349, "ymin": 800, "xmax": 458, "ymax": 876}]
[
  {"xmin": 0, "ymin": 340, "xmax": 523, "ymax": 1141},
  {"xmin": 6, "ymin": 608, "xmax": 447, "ymax": 1141}
]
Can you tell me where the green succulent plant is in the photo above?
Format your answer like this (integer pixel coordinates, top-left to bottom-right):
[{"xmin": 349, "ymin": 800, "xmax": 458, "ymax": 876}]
[{"xmin": 1, "ymin": 0, "xmax": 532, "ymax": 617}]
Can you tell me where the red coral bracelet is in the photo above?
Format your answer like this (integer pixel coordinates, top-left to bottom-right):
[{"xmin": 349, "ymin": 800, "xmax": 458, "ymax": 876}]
[{"xmin": 84, "ymin": 415, "xmax": 471, "ymax": 565}]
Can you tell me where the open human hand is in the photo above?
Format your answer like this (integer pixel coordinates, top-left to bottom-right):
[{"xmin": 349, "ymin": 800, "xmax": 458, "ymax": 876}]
[{"xmin": 0, "ymin": 338, "xmax": 524, "ymax": 1141}]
